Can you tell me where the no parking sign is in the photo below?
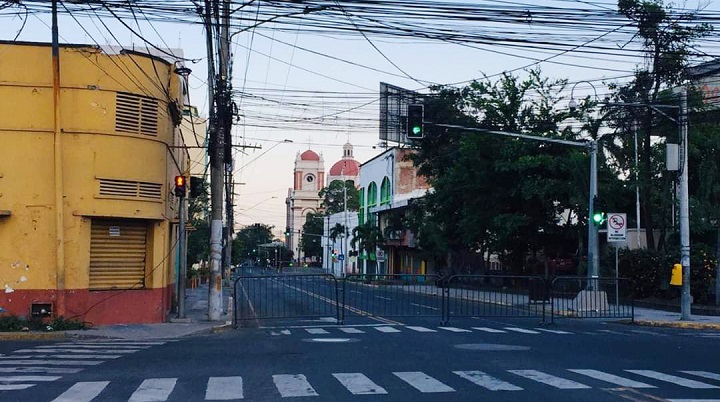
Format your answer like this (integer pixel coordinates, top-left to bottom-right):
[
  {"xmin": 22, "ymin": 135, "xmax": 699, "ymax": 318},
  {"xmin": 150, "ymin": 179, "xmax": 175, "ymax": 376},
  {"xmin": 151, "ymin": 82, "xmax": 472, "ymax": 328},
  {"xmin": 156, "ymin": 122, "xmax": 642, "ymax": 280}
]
[{"xmin": 607, "ymin": 213, "xmax": 627, "ymax": 242}]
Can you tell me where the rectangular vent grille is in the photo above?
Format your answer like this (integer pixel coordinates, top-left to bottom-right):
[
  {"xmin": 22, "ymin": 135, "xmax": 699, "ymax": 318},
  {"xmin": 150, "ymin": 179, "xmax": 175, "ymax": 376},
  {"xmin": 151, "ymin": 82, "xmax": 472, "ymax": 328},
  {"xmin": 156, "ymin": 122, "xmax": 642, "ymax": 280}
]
[
  {"xmin": 115, "ymin": 92, "xmax": 159, "ymax": 136},
  {"xmin": 98, "ymin": 178, "xmax": 162, "ymax": 200}
]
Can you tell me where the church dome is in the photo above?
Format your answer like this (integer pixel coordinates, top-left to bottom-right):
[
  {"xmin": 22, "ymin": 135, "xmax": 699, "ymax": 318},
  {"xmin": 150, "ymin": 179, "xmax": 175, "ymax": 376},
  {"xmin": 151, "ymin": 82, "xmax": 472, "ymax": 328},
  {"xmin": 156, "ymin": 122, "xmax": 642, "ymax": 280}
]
[
  {"xmin": 300, "ymin": 150, "xmax": 320, "ymax": 161},
  {"xmin": 329, "ymin": 159, "xmax": 360, "ymax": 176}
]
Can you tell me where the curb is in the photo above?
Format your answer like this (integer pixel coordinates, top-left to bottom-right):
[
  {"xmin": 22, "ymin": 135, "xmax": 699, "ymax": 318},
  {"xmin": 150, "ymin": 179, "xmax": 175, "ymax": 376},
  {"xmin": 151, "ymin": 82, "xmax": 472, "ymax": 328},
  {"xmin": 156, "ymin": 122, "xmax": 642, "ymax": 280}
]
[
  {"xmin": 0, "ymin": 331, "xmax": 68, "ymax": 341},
  {"xmin": 614, "ymin": 319, "xmax": 720, "ymax": 330},
  {"xmin": 210, "ymin": 323, "xmax": 233, "ymax": 334}
]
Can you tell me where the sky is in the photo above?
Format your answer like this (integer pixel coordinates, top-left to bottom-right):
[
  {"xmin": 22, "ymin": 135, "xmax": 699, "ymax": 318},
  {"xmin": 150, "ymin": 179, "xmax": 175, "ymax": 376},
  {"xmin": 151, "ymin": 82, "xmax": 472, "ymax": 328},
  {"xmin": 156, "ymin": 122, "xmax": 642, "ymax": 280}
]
[{"xmin": 2, "ymin": 0, "xmax": 718, "ymax": 237}]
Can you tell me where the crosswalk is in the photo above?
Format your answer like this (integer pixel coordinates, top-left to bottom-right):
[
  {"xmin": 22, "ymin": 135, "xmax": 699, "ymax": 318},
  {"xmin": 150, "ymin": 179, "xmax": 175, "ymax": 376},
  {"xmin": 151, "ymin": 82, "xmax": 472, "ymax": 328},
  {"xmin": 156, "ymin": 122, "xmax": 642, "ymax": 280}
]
[
  {"xmin": 268, "ymin": 324, "xmax": 599, "ymax": 337},
  {"xmin": 0, "ymin": 340, "xmax": 172, "ymax": 392},
  {"xmin": 18, "ymin": 368, "xmax": 720, "ymax": 400}
]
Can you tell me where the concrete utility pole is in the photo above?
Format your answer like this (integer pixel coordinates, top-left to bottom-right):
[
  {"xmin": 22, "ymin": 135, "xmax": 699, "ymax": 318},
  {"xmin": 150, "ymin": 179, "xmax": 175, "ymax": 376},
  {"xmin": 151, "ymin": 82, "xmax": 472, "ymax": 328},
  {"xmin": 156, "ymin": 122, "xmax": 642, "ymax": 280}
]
[
  {"xmin": 679, "ymin": 87, "xmax": 691, "ymax": 320},
  {"xmin": 51, "ymin": 0, "xmax": 66, "ymax": 317}
]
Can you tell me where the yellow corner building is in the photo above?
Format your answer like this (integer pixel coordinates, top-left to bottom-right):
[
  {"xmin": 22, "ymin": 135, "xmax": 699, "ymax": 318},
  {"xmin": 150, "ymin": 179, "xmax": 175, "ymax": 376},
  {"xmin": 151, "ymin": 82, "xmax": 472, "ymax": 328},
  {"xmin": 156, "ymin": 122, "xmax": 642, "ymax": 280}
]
[{"xmin": 0, "ymin": 41, "xmax": 190, "ymax": 325}]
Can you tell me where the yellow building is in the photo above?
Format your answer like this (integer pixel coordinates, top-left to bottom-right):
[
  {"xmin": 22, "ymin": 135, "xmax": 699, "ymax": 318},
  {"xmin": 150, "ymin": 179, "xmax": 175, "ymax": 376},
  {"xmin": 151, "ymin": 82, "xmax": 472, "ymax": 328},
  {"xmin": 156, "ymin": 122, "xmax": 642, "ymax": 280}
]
[{"xmin": 0, "ymin": 41, "xmax": 189, "ymax": 325}]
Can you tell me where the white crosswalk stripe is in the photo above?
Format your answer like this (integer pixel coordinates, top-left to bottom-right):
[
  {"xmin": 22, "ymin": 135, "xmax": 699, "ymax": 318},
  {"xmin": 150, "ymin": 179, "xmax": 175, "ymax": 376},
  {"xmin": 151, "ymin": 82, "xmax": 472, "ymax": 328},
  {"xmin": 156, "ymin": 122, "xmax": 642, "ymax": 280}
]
[
  {"xmin": 305, "ymin": 328, "xmax": 329, "ymax": 335},
  {"xmin": 338, "ymin": 327, "xmax": 365, "ymax": 334},
  {"xmin": 509, "ymin": 370, "xmax": 591, "ymax": 389},
  {"xmin": 0, "ymin": 384, "xmax": 35, "ymax": 390},
  {"xmin": 406, "ymin": 326, "xmax": 437, "ymax": 333},
  {"xmin": 393, "ymin": 371, "xmax": 455, "ymax": 393},
  {"xmin": 0, "ymin": 360, "xmax": 102, "ymax": 366},
  {"xmin": 472, "ymin": 327, "xmax": 507, "ymax": 333},
  {"xmin": 129, "ymin": 378, "xmax": 177, "ymax": 401},
  {"xmin": 535, "ymin": 328, "xmax": 573, "ymax": 334},
  {"xmin": 453, "ymin": 370, "xmax": 523, "ymax": 391},
  {"xmin": 0, "ymin": 375, "xmax": 61, "ymax": 382},
  {"xmin": 14, "ymin": 348, "xmax": 139, "ymax": 354},
  {"xmin": 681, "ymin": 371, "xmax": 720, "ymax": 382},
  {"xmin": 438, "ymin": 327, "xmax": 472, "ymax": 333},
  {"xmin": 0, "ymin": 367, "xmax": 83, "ymax": 374},
  {"xmin": 625, "ymin": 370, "xmax": 720, "ymax": 389},
  {"xmin": 51, "ymin": 381, "xmax": 110, "ymax": 402},
  {"xmin": 568, "ymin": 369, "xmax": 655, "ymax": 388},
  {"xmin": 272, "ymin": 374, "xmax": 319, "ymax": 397},
  {"xmin": 504, "ymin": 328, "xmax": 541, "ymax": 334},
  {"xmin": 375, "ymin": 326, "xmax": 401, "ymax": 333},
  {"xmin": 206, "ymin": 376, "xmax": 244, "ymax": 400},
  {"xmin": 38, "ymin": 345, "xmax": 149, "ymax": 350},
  {"xmin": 3, "ymin": 354, "xmax": 122, "ymax": 359},
  {"xmin": 333, "ymin": 373, "xmax": 387, "ymax": 395}
]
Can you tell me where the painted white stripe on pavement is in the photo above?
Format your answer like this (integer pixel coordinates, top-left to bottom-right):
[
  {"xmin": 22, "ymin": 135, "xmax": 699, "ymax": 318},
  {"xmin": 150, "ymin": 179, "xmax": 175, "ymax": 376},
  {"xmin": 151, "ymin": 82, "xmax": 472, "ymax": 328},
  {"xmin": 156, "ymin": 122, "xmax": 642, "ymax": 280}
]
[
  {"xmin": 338, "ymin": 327, "xmax": 365, "ymax": 334},
  {"xmin": 453, "ymin": 370, "xmax": 523, "ymax": 391},
  {"xmin": 597, "ymin": 329, "xmax": 629, "ymax": 335},
  {"xmin": 625, "ymin": 370, "xmax": 720, "ymax": 389},
  {"xmin": 0, "ymin": 375, "xmax": 61, "ymax": 382},
  {"xmin": 0, "ymin": 384, "xmax": 35, "ymax": 391},
  {"xmin": 333, "ymin": 373, "xmax": 388, "ymax": 395},
  {"xmin": 406, "ymin": 326, "xmax": 437, "ymax": 333},
  {"xmin": 410, "ymin": 303, "xmax": 440, "ymax": 311},
  {"xmin": 568, "ymin": 369, "xmax": 655, "ymax": 388},
  {"xmin": 67, "ymin": 342, "xmax": 166, "ymax": 346},
  {"xmin": 668, "ymin": 400, "xmax": 720, "ymax": 402},
  {"xmin": 472, "ymin": 327, "xmax": 507, "ymax": 333},
  {"xmin": 509, "ymin": 370, "xmax": 591, "ymax": 389},
  {"xmin": 272, "ymin": 374, "xmax": 319, "ymax": 397},
  {"xmin": 40, "ymin": 345, "xmax": 149, "ymax": 350},
  {"xmin": 306, "ymin": 328, "xmax": 330, "ymax": 335},
  {"xmin": 0, "ymin": 360, "xmax": 101, "ymax": 366},
  {"xmin": 681, "ymin": 371, "xmax": 720, "ymax": 382},
  {"xmin": 129, "ymin": 378, "xmax": 177, "ymax": 401},
  {"xmin": 439, "ymin": 327, "xmax": 472, "ymax": 333},
  {"xmin": 51, "ymin": 381, "xmax": 109, "ymax": 402},
  {"xmin": 504, "ymin": 328, "xmax": 541, "ymax": 334},
  {"xmin": 393, "ymin": 372, "xmax": 455, "ymax": 393},
  {"xmin": 375, "ymin": 326, "xmax": 401, "ymax": 333},
  {"xmin": 15, "ymin": 348, "xmax": 138, "ymax": 354},
  {"xmin": 5, "ymin": 354, "xmax": 121, "ymax": 359},
  {"xmin": 206, "ymin": 376, "xmax": 244, "ymax": 400},
  {"xmin": 0, "ymin": 367, "xmax": 83, "ymax": 374},
  {"xmin": 536, "ymin": 328, "xmax": 573, "ymax": 334}
]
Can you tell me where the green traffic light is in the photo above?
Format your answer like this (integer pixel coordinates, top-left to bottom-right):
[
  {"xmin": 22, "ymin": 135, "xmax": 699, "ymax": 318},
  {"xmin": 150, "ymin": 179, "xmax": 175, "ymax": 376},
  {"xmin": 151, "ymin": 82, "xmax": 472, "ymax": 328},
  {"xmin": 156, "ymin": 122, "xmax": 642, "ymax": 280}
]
[
  {"xmin": 412, "ymin": 126, "xmax": 422, "ymax": 135},
  {"xmin": 592, "ymin": 212, "xmax": 604, "ymax": 224}
]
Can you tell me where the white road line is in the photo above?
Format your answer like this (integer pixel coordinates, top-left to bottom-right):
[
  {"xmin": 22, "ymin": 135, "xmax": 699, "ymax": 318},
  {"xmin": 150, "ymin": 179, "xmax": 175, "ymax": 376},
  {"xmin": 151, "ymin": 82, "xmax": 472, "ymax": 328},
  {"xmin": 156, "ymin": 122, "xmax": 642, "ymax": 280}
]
[
  {"xmin": 305, "ymin": 328, "xmax": 330, "ymax": 335},
  {"xmin": 129, "ymin": 378, "xmax": 177, "ymax": 401},
  {"xmin": 67, "ymin": 342, "xmax": 166, "ymax": 346},
  {"xmin": 14, "ymin": 349, "xmax": 139, "ymax": 354},
  {"xmin": 394, "ymin": 372, "xmax": 455, "ymax": 393},
  {"xmin": 338, "ymin": 327, "xmax": 365, "ymax": 334},
  {"xmin": 0, "ymin": 360, "xmax": 102, "ymax": 366},
  {"xmin": 3, "ymin": 354, "xmax": 120, "ymax": 359},
  {"xmin": 472, "ymin": 327, "xmax": 507, "ymax": 333},
  {"xmin": 0, "ymin": 367, "xmax": 83, "ymax": 374},
  {"xmin": 40, "ymin": 345, "xmax": 149, "ymax": 350},
  {"xmin": 375, "ymin": 326, "xmax": 401, "ymax": 333},
  {"xmin": 453, "ymin": 370, "xmax": 523, "ymax": 391},
  {"xmin": 406, "ymin": 326, "xmax": 437, "ymax": 333},
  {"xmin": 438, "ymin": 327, "xmax": 472, "ymax": 333},
  {"xmin": 535, "ymin": 328, "xmax": 573, "ymax": 334},
  {"xmin": 51, "ymin": 381, "xmax": 110, "ymax": 402},
  {"xmin": 625, "ymin": 370, "xmax": 720, "ymax": 389},
  {"xmin": 597, "ymin": 329, "xmax": 629, "ymax": 335},
  {"xmin": 0, "ymin": 375, "xmax": 61, "ymax": 382},
  {"xmin": 630, "ymin": 330, "xmax": 668, "ymax": 337},
  {"xmin": 668, "ymin": 400, "xmax": 720, "ymax": 402},
  {"xmin": 504, "ymin": 328, "xmax": 541, "ymax": 334},
  {"xmin": 509, "ymin": 370, "xmax": 591, "ymax": 389},
  {"xmin": 410, "ymin": 303, "xmax": 439, "ymax": 311},
  {"xmin": 206, "ymin": 376, "xmax": 244, "ymax": 400},
  {"xmin": 333, "ymin": 373, "xmax": 388, "ymax": 395},
  {"xmin": 568, "ymin": 369, "xmax": 656, "ymax": 388},
  {"xmin": 272, "ymin": 374, "xmax": 319, "ymax": 397},
  {"xmin": 375, "ymin": 296, "xmax": 392, "ymax": 301},
  {"xmin": 681, "ymin": 371, "xmax": 720, "ymax": 381},
  {"xmin": 0, "ymin": 384, "xmax": 35, "ymax": 390}
]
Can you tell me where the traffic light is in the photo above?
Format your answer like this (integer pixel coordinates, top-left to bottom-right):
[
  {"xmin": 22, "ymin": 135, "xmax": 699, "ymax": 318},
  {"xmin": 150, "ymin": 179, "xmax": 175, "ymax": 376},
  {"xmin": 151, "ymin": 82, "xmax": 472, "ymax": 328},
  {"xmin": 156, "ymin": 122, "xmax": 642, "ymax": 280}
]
[
  {"xmin": 331, "ymin": 249, "xmax": 338, "ymax": 261},
  {"xmin": 174, "ymin": 175, "xmax": 187, "ymax": 197},
  {"xmin": 591, "ymin": 196, "xmax": 605, "ymax": 226},
  {"xmin": 407, "ymin": 104, "xmax": 424, "ymax": 140},
  {"xmin": 284, "ymin": 227, "xmax": 291, "ymax": 237}
]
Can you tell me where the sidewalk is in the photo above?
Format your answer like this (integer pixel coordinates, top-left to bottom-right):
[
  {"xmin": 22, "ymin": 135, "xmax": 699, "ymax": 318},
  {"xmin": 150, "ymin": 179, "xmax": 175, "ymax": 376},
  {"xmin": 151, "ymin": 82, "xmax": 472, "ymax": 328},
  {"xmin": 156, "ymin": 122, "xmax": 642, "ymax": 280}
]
[{"xmin": 629, "ymin": 307, "xmax": 720, "ymax": 329}]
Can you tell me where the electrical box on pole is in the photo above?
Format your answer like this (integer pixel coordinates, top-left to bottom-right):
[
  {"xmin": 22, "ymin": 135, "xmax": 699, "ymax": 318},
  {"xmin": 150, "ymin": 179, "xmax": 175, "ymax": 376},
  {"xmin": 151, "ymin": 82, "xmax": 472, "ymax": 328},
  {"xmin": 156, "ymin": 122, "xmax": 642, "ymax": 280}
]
[{"xmin": 406, "ymin": 104, "xmax": 424, "ymax": 139}]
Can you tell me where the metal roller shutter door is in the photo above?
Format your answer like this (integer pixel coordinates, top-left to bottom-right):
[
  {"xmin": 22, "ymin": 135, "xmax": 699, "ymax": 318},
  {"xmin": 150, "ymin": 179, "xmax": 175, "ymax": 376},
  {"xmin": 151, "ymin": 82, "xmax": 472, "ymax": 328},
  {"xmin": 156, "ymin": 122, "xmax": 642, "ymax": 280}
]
[{"xmin": 90, "ymin": 219, "xmax": 148, "ymax": 290}]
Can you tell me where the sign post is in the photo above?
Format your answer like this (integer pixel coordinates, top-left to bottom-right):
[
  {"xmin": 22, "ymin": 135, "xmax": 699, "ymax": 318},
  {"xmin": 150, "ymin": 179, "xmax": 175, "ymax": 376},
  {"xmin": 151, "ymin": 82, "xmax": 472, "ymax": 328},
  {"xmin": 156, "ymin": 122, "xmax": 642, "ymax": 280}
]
[{"xmin": 607, "ymin": 213, "xmax": 627, "ymax": 309}]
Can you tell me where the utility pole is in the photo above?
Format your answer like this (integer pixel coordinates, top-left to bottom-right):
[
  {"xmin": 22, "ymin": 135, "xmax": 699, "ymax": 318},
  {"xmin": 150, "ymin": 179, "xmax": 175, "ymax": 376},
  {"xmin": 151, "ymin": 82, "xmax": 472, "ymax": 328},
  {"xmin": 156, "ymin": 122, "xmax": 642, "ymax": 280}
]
[
  {"xmin": 51, "ymin": 0, "xmax": 66, "ymax": 317},
  {"xmin": 679, "ymin": 87, "xmax": 691, "ymax": 320}
]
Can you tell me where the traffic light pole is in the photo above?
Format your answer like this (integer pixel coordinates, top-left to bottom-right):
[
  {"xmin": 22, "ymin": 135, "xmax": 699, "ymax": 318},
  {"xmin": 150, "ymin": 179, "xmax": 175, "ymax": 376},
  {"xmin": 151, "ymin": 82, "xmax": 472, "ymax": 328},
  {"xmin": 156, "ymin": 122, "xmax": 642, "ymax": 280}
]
[
  {"xmin": 177, "ymin": 191, "xmax": 187, "ymax": 319},
  {"xmin": 679, "ymin": 87, "xmax": 691, "ymax": 320}
]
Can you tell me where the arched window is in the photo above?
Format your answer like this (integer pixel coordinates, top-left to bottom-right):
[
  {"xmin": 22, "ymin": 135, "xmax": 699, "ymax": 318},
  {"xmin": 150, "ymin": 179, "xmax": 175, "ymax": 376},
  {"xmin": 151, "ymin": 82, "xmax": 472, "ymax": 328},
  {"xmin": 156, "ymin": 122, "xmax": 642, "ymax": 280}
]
[
  {"xmin": 358, "ymin": 187, "xmax": 365, "ymax": 225},
  {"xmin": 380, "ymin": 177, "xmax": 391, "ymax": 205},
  {"xmin": 367, "ymin": 182, "xmax": 377, "ymax": 207}
]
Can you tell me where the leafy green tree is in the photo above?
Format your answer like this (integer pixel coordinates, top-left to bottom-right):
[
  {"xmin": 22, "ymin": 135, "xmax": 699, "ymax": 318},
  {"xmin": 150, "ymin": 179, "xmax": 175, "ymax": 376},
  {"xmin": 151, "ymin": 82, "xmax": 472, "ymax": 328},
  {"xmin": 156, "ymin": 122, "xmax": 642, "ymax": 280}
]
[
  {"xmin": 300, "ymin": 212, "xmax": 324, "ymax": 261},
  {"xmin": 232, "ymin": 223, "xmax": 274, "ymax": 265},
  {"xmin": 320, "ymin": 180, "xmax": 359, "ymax": 214},
  {"xmin": 351, "ymin": 222, "xmax": 384, "ymax": 261}
]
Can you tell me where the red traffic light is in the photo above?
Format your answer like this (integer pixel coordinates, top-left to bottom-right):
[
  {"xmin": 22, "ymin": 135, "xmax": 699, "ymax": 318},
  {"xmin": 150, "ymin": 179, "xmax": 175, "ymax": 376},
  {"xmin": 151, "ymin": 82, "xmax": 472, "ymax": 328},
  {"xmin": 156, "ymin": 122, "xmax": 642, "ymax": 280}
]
[{"xmin": 174, "ymin": 175, "xmax": 187, "ymax": 197}]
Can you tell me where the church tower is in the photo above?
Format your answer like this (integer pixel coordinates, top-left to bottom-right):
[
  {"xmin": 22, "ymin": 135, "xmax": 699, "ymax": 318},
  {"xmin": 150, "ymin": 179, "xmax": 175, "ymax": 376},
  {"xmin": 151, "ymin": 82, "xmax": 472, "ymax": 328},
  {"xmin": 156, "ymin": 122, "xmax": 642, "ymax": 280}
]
[{"xmin": 285, "ymin": 149, "xmax": 324, "ymax": 261}]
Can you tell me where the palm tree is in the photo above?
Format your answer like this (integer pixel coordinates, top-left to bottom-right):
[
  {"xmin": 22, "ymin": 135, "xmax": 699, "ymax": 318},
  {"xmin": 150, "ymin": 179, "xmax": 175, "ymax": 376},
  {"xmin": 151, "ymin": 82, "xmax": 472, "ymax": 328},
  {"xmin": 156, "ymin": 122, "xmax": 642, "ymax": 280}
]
[{"xmin": 351, "ymin": 222, "xmax": 384, "ymax": 264}]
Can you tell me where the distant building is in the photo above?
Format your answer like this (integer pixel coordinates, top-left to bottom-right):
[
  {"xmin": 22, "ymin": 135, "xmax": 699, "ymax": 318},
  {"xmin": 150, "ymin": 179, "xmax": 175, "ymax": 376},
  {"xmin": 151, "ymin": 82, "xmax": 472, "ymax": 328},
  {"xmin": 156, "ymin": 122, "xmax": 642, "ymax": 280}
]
[
  {"xmin": 327, "ymin": 142, "xmax": 360, "ymax": 185},
  {"xmin": 0, "ymin": 41, "xmax": 189, "ymax": 324},
  {"xmin": 285, "ymin": 150, "xmax": 325, "ymax": 260}
]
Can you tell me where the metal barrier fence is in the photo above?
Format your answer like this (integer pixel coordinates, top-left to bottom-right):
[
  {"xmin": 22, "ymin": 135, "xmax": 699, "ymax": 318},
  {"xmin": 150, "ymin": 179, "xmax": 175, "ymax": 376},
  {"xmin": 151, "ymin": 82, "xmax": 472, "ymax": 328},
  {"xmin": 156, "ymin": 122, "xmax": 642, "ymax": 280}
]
[
  {"xmin": 551, "ymin": 276, "xmax": 634, "ymax": 322},
  {"xmin": 444, "ymin": 275, "xmax": 548, "ymax": 324},
  {"xmin": 342, "ymin": 274, "xmax": 443, "ymax": 323},
  {"xmin": 233, "ymin": 274, "xmax": 340, "ymax": 327}
]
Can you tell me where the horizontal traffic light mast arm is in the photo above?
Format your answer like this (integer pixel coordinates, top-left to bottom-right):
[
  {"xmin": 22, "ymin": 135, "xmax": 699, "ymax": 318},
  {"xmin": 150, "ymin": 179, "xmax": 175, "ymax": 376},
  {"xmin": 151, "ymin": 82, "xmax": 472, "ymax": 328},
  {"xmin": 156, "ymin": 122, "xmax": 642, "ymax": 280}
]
[{"xmin": 429, "ymin": 123, "xmax": 591, "ymax": 148}]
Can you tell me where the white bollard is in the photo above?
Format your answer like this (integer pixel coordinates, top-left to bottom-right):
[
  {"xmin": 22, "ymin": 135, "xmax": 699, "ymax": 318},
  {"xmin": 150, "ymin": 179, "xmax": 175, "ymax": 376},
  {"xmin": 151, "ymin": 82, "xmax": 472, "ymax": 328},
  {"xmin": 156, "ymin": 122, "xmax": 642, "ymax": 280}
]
[{"xmin": 225, "ymin": 296, "xmax": 234, "ymax": 325}]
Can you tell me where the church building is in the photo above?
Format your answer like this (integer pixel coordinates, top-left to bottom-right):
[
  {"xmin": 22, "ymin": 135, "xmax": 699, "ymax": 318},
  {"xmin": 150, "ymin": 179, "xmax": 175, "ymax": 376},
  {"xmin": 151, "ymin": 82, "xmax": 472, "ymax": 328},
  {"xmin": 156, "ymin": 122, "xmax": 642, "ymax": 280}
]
[{"xmin": 285, "ymin": 150, "xmax": 325, "ymax": 260}]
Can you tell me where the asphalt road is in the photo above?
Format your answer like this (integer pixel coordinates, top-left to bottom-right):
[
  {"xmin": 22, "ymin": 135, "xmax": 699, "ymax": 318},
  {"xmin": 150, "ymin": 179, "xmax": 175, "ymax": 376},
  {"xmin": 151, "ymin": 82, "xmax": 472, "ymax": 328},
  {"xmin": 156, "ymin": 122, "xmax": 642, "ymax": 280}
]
[{"xmin": 2, "ymin": 272, "xmax": 720, "ymax": 401}]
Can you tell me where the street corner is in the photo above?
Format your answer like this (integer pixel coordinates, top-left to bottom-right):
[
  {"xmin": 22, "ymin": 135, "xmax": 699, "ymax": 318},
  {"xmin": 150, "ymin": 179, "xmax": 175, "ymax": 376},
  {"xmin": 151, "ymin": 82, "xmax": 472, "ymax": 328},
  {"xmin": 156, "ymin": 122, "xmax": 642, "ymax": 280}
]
[
  {"xmin": 614, "ymin": 319, "xmax": 720, "ymax": 330},
  {"xmin": 0, "ymin": 330, "xmax": 68, "ymax": 341},
  {"xmin": 210, "ymin": 322, "xmax": 234, "ymax": 334}
]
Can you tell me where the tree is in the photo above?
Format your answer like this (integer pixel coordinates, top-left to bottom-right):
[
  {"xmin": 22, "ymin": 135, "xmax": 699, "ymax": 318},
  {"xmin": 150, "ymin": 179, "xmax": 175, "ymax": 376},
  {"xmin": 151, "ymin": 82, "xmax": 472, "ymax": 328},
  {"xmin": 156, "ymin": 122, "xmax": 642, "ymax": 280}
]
[
  {"xmin": 319, "ymin": 180, "xmax": 359, "ymax": 214},
  {"xmin": 351, "ymin": 222, "xmax": 384, "ymax": 261},
  {"xmin": 232, "ymin": 223, "xmax": 274, "ymax": 265},
  {"xmin": 300, "ymin": 212, "xmax": 323, "ymax": 261}
]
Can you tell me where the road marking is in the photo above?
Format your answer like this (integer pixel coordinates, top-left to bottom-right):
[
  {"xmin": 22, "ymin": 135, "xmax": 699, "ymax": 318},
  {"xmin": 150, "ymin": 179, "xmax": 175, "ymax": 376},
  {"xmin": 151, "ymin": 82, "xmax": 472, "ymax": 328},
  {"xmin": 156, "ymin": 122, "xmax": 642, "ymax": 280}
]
[
  {"xmin": 472, "ymin": 327, "xmax": 507, "ymax": 333},
  {"xmin": 394, "ymin": 371, "xmax": 455, "ymax": 393},
  {"xmin": 272, "ymin": 374, "xmax": 319, "ymax": 397},
  {"xmin": 453, "ymin": 370, "xmax": 523, "ymax": 391},
  {"xmin": 0, "ymin": 360, "xmax": 102, "ymax": 366},
  {"xmin": 129, "ymin": 378, "xmax": 177, "ymax": 401},
  {"xmin": 630, "ymin": 330, "xmax": 668, "ymax": 337},
  {"xmin": 56, "ymin": 342, "xmax": 165, "ymax": 346},
  {"xmin": 375, "ymin": 296, "xmax": 392, "ymax": 301},
  {"xmin": 206, "ymin": 376, "xmax": 244, "ymax": 400},
  {"xmin": 0, "ymin": 384, "xmax": 35, "ymax": 390},
  {"xmin": 681, "ymin": 371, "xmax": 720, "ymax": 381},
  {"xmin": 0, "ymin": 367, "xmax": 83, "ymax": 374},
  {"xmin": 270, "ymin": 330, "xmax": 291, "ymax": 336},
  {"xmin": 333, "ymin": 373, "xmax": 388, "ymax": 395},
  {"xmin": 40, "ymin": 345, "xmax": 149, "ymax": 350},
  {"xmin": 406, "ymin": 326, "xmax": 437, "ymax": 333},
  {"xmin": 15, "ymin": 348, "xmax": 139, "ymax": 354},
  {"xmin": 597, "ymin": 329, "xmax": 629, "ymax": 335},
  {"xmin": 305, "ymin": 328, "xmax": 330, "ymax": 335},
  {"xmin": 338, "ymin": 327, "xmax": 365, "ymax": 334},
  {"xmin": 536, "ymin": 328, "xmax": 573, "ymax": 334},
  {"xmin": 375, "ymin": 326, "xmax": 401, "ymax": 333},
  {"xmin": 504, "ymin": 328, "xmax": 541, "ymax": 334},
  {"xmin": 568, "ymin": 369, "xmax": 656, "ymax": 388},
  {"xmin": 668, "ymin": 400, "xmax": 720, "ymax": 402},
  {"xmin": 410, "ymin": 303, "xmax": 439, "ymax": 311},
  {"xmin": 625, "ymin": 370, "xmax": 720, "ymax": 389},
  {"xmin": 51, "ymin": 381, "xmax": 109, "ymax": 402},
  {"xmin": 0, "ymin": 375, "xmax": 61, "ymax": 382},
  {"xmin": 439, "ymin": 327, "xmax": 472, "ymax": 333},
  {"xmin": 3, "ymin": 354, "xmax": 121, "ymax": 359},
  {"xmin": 509, "ymin": 370, "xmax": 591, "ymax": 389}
]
